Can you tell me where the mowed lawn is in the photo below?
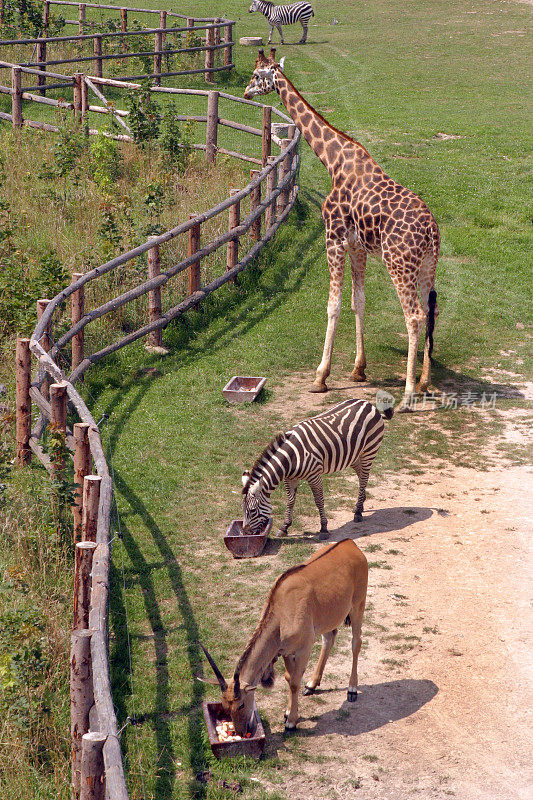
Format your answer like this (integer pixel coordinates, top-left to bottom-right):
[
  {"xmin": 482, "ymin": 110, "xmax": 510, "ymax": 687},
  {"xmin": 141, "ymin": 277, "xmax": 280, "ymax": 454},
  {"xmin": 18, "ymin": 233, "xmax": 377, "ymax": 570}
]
[{"xmin": 70, "ymin": 1, "xmax": 532, "ymax": 798}]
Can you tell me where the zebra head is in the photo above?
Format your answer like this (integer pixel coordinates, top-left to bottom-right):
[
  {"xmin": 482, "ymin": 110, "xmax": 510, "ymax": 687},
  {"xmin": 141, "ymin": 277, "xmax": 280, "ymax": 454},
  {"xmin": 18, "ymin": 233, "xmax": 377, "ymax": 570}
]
[
  {"xmin": 248, "ymin": 0, "xmax": 263, "ymax": 11},
  {"xmin": 244, "ymin": 49, "xmax": 285, "ymax": 99},
  {"xmin": 242, "ymin": 471, "xmax": 273, "ymax": 533}
]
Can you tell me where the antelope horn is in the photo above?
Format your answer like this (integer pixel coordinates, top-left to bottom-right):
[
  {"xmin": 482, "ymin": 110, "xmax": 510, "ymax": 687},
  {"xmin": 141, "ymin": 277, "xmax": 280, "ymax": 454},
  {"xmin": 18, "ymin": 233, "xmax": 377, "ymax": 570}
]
[
  {"xmin": 233, "ymin": 671, "xmax": 241, "ymax": 697},
  {"xmin": 200, "ymin": 643, "xmax": 227, "ymax": 691}
]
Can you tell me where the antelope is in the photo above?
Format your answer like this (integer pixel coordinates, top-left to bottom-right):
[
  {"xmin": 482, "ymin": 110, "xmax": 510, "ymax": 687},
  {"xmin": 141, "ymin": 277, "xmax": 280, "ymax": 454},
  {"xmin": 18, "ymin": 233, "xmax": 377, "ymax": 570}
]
[{"xmin": 201, "ymin": 538, "xmax": 368, "ymax": 733}]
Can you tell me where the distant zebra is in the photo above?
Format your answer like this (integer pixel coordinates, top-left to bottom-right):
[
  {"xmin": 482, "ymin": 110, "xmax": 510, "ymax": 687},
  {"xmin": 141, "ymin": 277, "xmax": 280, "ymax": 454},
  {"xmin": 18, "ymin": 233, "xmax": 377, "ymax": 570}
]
[
  {"xmin": 249, "ymin": 0, "xmax": 314, "ymax": 45},
  {"xmin": 242, "ymin": 399, "xmax": 389, "ymax": 539}
]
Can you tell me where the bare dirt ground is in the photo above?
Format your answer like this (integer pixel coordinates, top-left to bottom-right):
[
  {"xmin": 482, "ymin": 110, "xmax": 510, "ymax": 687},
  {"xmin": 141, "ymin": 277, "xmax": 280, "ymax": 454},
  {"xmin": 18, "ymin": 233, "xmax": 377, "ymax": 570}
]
[{"xmin": 253, "ymin": 373, "xmax": 532, "ymax": 800}]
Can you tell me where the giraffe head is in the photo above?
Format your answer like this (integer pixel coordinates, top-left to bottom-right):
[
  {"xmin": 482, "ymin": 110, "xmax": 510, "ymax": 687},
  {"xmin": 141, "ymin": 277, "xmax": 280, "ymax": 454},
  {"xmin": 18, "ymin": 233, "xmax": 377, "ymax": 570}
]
[{"xmin": 244, "ymin": 49, "xmax": 285, "ymax": 99}]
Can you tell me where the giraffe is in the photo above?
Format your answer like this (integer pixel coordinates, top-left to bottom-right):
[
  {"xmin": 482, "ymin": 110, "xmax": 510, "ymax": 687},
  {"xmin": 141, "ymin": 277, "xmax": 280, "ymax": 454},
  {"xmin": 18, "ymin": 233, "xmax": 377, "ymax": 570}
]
[{"xmin": 244, "ymin": 50, "xmax": 440, "ymax": 411}]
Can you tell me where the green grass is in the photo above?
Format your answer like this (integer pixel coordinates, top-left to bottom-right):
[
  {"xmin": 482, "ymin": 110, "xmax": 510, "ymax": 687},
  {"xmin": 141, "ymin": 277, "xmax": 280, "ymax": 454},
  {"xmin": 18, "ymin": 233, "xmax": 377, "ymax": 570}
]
[{"xmin": 2, "ymin": 0, "xmax": 532, "ymax": 797}]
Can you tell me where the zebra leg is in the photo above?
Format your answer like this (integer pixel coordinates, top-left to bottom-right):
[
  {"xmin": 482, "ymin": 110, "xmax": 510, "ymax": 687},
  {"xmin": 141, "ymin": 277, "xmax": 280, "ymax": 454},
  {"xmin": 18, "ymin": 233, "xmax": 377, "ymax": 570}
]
[
  {"xmin": 268, "ymin": 24, "xmax": 273, "ymax": 44},
  {"xmin": 276, "ymin": 23, "xmax": 284, "ymax": 43},
  {"xmin": 279, "ymin": 479, "xmax": 298, "ymax": 536},
  {"xmin": 352, "ymin": 456, "xmax": 372, "ymax": 521},
  {"xmin": 298, "ymin": 22, "xmax": 308, "ymax": 44},
  {"xmin": 308, "ymin": 476, "xmax": 328, "ymax": 539}
]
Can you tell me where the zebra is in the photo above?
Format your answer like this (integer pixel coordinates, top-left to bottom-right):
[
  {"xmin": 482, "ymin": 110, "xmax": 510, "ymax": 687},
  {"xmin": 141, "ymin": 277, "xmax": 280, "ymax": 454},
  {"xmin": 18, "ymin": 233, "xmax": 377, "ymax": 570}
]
[
  {"xmin": 241, "ymin": 398, "xmax": 390, "ymax": 539},
  {"xmin": 248, "ymin": 0, "xmax": 315, "ymax": 45}
]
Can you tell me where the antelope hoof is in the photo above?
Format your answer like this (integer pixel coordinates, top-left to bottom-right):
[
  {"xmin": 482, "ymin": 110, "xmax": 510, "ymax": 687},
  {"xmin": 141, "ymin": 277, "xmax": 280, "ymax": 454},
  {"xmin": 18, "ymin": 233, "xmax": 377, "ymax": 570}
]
[
  {"xmin": 309, "ymin": 381, "xmax": 328, "ymax": 393},
  {"xmin": 350, "ymin": 369, "xmax": 367, "ymax": 383},
  {"xmin": 302, "ymin": 684, "xmax": 317, "ymax": 696},
  {"xmin": 347, "ymin": 689, "xmax": 358, "ymax": 702},
  {"xmin": 284, "ymin": 721, "xmax": 297, "ymax": 733},
  {"xmin": 353, "ymin": 511, "xmax": 363, "ymax": 523}
]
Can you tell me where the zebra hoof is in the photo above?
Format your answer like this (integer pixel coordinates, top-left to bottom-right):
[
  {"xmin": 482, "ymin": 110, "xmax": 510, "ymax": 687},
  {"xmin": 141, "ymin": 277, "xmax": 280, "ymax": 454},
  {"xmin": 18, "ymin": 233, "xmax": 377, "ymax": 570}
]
[
  {"xmin": 277, "ymin": 528, "xmax": 288, "ymax": 537},
  {"xmin": 318, "ymin": 529, "xmax": 329, "ymax": 541},
  {"xmin": 347, "ymin": 689, "xmax": 358, "ymax": 702},
  {"xmin": 353, "ymin": 511, "xmax": 363, "ymax": 523},
  {"xmin": 302, "ymin": 684, "xmax": 316, "ymax": 696}
]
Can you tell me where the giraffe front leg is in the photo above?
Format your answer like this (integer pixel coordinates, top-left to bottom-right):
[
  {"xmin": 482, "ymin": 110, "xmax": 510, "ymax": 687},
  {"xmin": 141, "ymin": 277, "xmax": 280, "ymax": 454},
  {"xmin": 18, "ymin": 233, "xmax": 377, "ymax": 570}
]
[
  {"xmin": 311, "ymin": 237, "xmax": 346, "ymax": 393},
  {"xmin": 349, "ymin": 245, "xmax": 367, "ymax": 382},
  {"xmin": 279, "ymin": 479, "xmax": 298, "ymax": 536}
]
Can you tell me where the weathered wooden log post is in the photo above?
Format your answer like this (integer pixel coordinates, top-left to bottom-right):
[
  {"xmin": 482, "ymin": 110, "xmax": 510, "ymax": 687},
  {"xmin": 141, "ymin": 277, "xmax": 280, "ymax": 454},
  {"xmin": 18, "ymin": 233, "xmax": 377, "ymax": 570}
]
[
  {"xmin": 78, "ymin": 3, "xmax": 86, "ymax": 35},
  {"xmin": 16, "ymin": 337, "xmax": 31, "ymax": 466},
  {"xmin": 146, "ymin": 237, "xmax": 163, "ymax": 349},
  {"xmin": 72, "ymin": 422, "xmax": 91, "ymax": 543},
  {"xmin": 262, "ymin": 105, "xmax": 271, "ymax": 166},
  {"xmin": 73, "ymin": 540, "xmax": 97, "ymax": 630},
  {"xmin": 205, "ymin": 25, "xmax": 214, "ymax": 83},
  {"xmin": 80, "ymin": 732, "xmax": 106, "ymax": 800},
  {"xmin": 93, "ymin": 36, "xmax": 103, "ymax": 79},
  {"xmin": 187, "ymin": 215, "xmax": 201, "ymax": 296},
  {"xmin": 277, "ymin": 138, "xmax": 291, "ymax": 215},
  {"xmin": 36, "ymin": 298, "xmax": 51, "ymax": 400},
  {"xmin": 224, "ymin": 21, "xmax": 233, "ymax": 67},
  {"xmin": 206, "ymin": 90, "xmax": 218, "ymax": 163},
  {"xmin": 11, "ymin": 66, "xmax": 22, "ymax": 128},
  {"xmin": 250, "ymin": 170, "xmax": 261, "ymax": 242},
  {"xmin": 42, "ymin": 0, "xmax": 50, "ymax": 34},
  {"xmin": 160, "ymin": 10, "xmax": 167, "ymax": 44},
  {"xmin": 186, "ymin": 17, "xmax": 194, "ymax": 34},
  {"xmin": 71, "ymin": 272, "xmax": 85, "ymax": 370},
  {"xmin": 214, "ymin": 17, "xmax": 221, "ymax": 46},
  {"xmin": 50, "ymin": 382, "xmax": 68, "ymax": 432},
  {"xmin": 36, "ymin": 38, "xmax": 46, "ymax": 95},
  {"xmin": 73, "ymin": 74, "xmax": 83, "ymax": 120},
  {"xmin": 120, "ymin": 8, "xmax": 127, "ymax": 52},
  {"xmin": 227, "ymin": 189, "xmax": 240, "ymax": 274},
  {"xmin": 71, "ymin": 628, "xmax": 93, "ymax": 800},
  {"xmin": 81, "ymin": 475, "xmax": 101, "ymax": 544},
  {"xmin": 81, "ymin": 77, "xmax": 88, "ymax": 123},
  {"xmin": 154, "ymin": 28, "xmax": 163, "ymax": 86},
  {"xmin": 265, "ymin": 155, "xmax": 277, "ymax": 229}
]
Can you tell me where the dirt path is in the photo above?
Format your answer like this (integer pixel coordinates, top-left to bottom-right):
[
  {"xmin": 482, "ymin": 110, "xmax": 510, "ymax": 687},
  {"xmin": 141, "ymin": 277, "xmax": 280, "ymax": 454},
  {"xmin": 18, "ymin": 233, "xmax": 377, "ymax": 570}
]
[{"xmin": 253, "ymin": 378, "xmax": 532, "ymax": 800}]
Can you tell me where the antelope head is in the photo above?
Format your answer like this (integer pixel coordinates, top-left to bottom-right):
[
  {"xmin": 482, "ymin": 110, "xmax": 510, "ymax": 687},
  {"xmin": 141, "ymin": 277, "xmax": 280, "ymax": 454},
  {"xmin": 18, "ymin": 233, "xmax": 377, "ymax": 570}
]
[
  {"xmin": 244, "ymin": 49, "xmax": 286, "ymax": 99},
  {"xmin": 241, "ymin": 471, "xmax": 272, "ymax": 534},
  {"xmin": 200, "ymin": 644, "xmax": 257, "ymax": 736}
]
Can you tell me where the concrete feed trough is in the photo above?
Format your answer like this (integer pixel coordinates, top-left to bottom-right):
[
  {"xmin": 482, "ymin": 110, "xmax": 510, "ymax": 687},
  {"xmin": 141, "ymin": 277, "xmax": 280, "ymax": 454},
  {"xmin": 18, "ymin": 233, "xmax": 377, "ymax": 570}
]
[
  {"xmin": 203, "ymin": 700, "xmax": 265, "ymax": 759},
  {"xmin": 224, "ymin": 518, "xmax": 272, "ymax": 558},
  {"xmin": 222, "ymin": 376, "xmax": 266, "ymax": 403},
  {"xmin": 239, "ymin": 36, "xmax": 263, "ymax": 46}
]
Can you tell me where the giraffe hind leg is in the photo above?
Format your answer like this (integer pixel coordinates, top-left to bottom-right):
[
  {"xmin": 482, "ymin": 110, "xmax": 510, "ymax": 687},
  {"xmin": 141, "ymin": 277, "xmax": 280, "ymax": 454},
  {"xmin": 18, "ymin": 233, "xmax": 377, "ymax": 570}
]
[{"xmin": 417, "ymin": 257, "xmax": 439, "ymax": 394}]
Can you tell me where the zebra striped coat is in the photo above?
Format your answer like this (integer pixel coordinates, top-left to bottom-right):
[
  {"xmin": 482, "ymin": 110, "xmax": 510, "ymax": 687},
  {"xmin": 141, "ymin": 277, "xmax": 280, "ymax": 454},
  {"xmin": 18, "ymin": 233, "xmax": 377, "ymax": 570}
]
[
  {"xmin": 248, "ymin": 0, "xmax": 314, "ymax": 44},
  {"xmin": 242, "ymin": 399, "xmax": 387, "ymax": 539}
]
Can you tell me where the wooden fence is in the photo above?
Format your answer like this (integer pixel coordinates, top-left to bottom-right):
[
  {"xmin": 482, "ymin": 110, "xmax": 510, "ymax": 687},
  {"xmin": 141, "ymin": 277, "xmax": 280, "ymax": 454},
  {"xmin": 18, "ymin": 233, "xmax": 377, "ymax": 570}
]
[
  {"xmin": 0, "ymin": 1, "xmax": 234, "ymax": 89},
  {"xmin": 14, "ymin": 83, "xmax": 300, "ymax": 799}
]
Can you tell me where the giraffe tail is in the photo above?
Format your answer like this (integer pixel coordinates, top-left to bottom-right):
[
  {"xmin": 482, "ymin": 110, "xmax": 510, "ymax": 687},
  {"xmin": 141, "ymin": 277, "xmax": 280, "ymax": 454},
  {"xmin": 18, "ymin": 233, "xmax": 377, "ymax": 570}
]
[{"xmin": 426, "ymin": 289, "xmax": 437, "ymax": 359}]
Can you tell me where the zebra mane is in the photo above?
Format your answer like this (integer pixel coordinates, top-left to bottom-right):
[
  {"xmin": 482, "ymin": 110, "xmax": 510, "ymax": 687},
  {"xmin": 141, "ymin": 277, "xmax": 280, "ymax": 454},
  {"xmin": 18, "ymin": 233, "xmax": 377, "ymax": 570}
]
[{"xmin": 242, "ymin": 432, "xmax": 286, "ymax": 494}]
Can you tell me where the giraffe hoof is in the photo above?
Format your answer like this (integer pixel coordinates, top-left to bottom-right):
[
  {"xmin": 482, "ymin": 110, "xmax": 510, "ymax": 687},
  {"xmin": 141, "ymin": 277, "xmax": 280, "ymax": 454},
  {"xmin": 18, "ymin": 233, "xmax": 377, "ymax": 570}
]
[
  {"xmin": 347, "ymin": 689, "xmax": 358, "ymax": 702},
  {"xmin": 309, "ymin": 382, "xmax": 328, "ymax": 393},
  {"xmin": 350, "ymin": 369, "xmax": 367, "ymax": 383},
  {"xmin": 302, "ymin": 684, "xmax": 317, "ymax": 696}
]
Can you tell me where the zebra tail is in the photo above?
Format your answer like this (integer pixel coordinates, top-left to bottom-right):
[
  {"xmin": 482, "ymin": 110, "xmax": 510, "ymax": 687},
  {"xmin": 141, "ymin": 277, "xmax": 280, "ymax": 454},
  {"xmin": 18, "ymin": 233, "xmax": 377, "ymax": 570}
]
[{"xmin": 426, "ymin": 289, "xmax": 437, "ymax": 359}]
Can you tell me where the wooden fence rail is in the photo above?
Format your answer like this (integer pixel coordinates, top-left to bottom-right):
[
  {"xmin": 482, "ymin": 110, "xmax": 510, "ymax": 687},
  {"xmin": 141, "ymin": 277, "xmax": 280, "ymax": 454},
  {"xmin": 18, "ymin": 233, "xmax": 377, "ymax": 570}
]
[{"xmin": 14, "ymin": 82, "xmax": 300, "ymax": 800}]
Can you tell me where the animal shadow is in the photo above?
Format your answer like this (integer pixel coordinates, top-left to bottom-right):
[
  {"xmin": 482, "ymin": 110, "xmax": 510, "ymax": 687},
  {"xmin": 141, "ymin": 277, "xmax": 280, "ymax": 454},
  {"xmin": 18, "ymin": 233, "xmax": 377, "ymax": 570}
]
[{"xmin": 327, "ymin": 506, "xmax": 433, "ymax": 541}]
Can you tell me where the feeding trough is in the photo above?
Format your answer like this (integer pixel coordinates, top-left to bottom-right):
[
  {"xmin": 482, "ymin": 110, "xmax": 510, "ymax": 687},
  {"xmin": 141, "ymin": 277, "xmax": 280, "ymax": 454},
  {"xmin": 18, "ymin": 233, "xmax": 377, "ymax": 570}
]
[
  {"xmin": 222, "ymin": 376, "xmax": 266, "ymax": 404},
  {"xmin": 239, "ymin": 36, "xmax": 263, "ymax": 46},
  {"xmin": 224, "ymin": 518, "xmax": 272, "ymax": 558},
  {"xmin": 203, "ymin": 700, "xmax": 265, "ymax": 760}
]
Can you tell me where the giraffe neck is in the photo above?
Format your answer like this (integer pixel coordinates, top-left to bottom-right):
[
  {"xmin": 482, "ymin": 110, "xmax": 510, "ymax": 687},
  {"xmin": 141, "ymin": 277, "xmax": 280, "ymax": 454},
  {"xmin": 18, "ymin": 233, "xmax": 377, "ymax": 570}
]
[{"xmin": 274, "ymin": 71, "xmax": 368, "ymax": 176}]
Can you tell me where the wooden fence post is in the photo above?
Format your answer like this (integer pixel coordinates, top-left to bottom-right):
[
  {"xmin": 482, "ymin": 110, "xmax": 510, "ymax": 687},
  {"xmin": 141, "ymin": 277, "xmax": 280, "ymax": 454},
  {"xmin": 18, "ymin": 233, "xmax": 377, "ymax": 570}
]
[
  {"xmin": 93, "ymin": 36, "xmax": 103, "ymax": 79},
  {"xmin": 78, "ymin": 3, "xmax": 86, "ymax": 35},
  {"xmin": 36, "ymin": 298, "xmax": 51, "ymax": 400},
  {"xmin": 43, "ymin": 0, "xmax": 50, "ymax": 34},
  {"xmin": 73, "ymin": 73, "xmax": 83, "ymax": 119},
  {"xmin": 73, "ymin": 540, "xmax": 97, "ymax": 630},
  {"xmin": 71, "ymin": 628, "xmax": 93, "ymax": 800},
  {"xmin": 224, "ymin": 22, "xmax": 233, "ymax": 67},
  {"xmin": 250, "ymin": 170, "xmax": 261, "ymax": 241},
  {"xmin": 204, "ymin": 25, "xmax": 214, "ymax": 83},
  {"xmin": 81, "ymin": 76, "xmax": 88, "ymax": 123},
  {"xmin": 36, "ymin": 38, "xmax": 46, "ymax": 95},
  {"xmin": 73, "ymin": 422, "xmax": 91, "ymax": 543},
  {"xmin": 11, "ymin": 66, "xmax": 22, "ymax": 128},
  {"xmin": 277, "ymin": 138, "xmax": 291, "ymax": 216},
  {"xmin": 262, "ymin": 105, "xmax": 271, "ymax": 166},
  {"xmin": 187, "ymin": 216, "xmax": 201, "ymax": 296},
  {"xmin": 120, "ymin": 7, "xmax": 127, "ymax": 51},
  {"xmin": 50, "ymin": 382, "xmax": 67, "ymax": 432},
  {"xmin": 214, "ymin": 17, "xmax": 221, "ymax": 46},
  {"xmin": 227, "ymin": 189, "xmax": 240, "ymax": 273},
  {"xmin": 80, "ymin": 732, "xmax": 106, "ymax": 800},
  {"xmin": 71, "ymin": 272, "xmax": 84, "ymax": 370},
  {"xmin": 265, "ymin": 155, "xmax": 277, "ymax": 229},
  {"xmin": 154, "ymin": 28, "xmax": 163, "ymax": 86},
  {"xmin": 16, "ymin": 336, "xmax": 31, "ymax": 466},
  {"xmin": 206, "ymin": 90, "xmax": 218, "ymax": 163},
  {"xmin": 81, "ymin": 475, "xmax": 101, "ymax": 543},
  {"xmin": 146, "ymin": 238, "xmax": 163, "ymax": 349}
]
